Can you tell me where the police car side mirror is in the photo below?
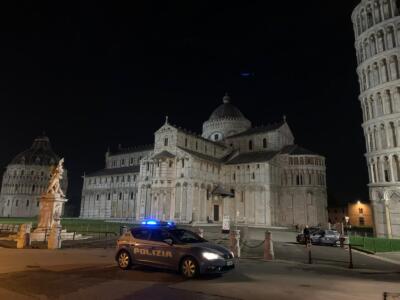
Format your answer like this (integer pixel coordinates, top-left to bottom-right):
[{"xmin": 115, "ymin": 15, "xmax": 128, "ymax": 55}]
[{"xmin": 163, "ymin": 238, "xmax": 173, "ymax": 246}]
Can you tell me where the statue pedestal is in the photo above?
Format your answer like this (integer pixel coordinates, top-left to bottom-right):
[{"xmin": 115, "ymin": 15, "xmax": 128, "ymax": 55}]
[{"xmin": 31, "ymin": 193, "xmax": 67, "ymax": 242}]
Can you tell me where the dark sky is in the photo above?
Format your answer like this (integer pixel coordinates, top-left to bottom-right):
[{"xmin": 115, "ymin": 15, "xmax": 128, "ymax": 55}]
[{"xmin": 0, "ymin": 0, "xmax": 365, "ymax": 214}]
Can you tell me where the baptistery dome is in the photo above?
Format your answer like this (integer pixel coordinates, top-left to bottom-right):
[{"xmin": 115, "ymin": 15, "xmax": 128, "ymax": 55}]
[
  {"xmin": 11, "ymin": 136, "xmax": 59, "ymax": 166},
  {"xmin": 202, "ymin": 94, "xmax": 251, "ymax": 141}
]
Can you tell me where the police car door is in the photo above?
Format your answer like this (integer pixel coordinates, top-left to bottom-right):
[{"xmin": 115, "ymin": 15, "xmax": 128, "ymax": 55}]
[
  {"xmin": 130, "ymin": 228, "xmax": 152, "ymax": 264},
  {"xmin": 147, "ymin": 229, "xmax": 177, "ymax": 269}
]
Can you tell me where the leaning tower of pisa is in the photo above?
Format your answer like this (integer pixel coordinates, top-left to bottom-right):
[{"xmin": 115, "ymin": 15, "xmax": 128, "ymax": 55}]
[{"xmin": 352, "ymin": 0, "xmax": 400, "ymax": 238}]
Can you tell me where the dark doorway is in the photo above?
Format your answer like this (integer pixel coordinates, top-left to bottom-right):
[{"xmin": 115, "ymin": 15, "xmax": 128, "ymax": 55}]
[{"xmin": 213, "ymin": 205, "xmax": 219, "ymax": 221}]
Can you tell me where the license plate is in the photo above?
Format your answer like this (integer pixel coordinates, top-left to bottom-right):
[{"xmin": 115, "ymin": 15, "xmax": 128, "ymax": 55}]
[{"xmin": 226, "ymin": 260, "xmax": 234, "ymax": 266}]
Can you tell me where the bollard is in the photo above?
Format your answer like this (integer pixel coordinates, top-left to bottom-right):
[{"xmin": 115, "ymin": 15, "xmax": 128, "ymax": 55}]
[
  {"xmin": 230, "ymin": 230, "xmax": 241, "ymax": 258},
  {"xmin": 48, "ymin": 224, "xmax": 62, "ymax": 250},
  {"xmin": 308, "ymin": 247, "xmax": 312, "ymax": 264},
  {"xmin": 197, "ymin": 228, "xmax": 204, "ymax": 238},
  {"xmin": 264, "ymin": 231, "xmax": 274, "ymax": 261},
  {"xmin": 349, "ymin": 244, "xmax": 354, "ymax": 269},
  {"xmin": 16, "ymin": 223, "xmax": 31, "ymax": 249}
]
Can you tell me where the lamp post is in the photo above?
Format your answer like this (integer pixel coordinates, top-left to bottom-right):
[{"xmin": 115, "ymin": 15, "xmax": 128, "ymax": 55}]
[{"xmin": 344, "ymin": 216, "xmax": 350, "ymax": 236}]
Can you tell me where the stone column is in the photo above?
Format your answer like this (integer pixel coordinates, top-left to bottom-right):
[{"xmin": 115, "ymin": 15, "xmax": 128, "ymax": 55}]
[
  {"xmin": 389, "ymin": 155, "xmax": 395, "ymax": 182},
  {"xmin": 380, "ymin": 157, "xmax": 386, "ymax": 182},
  {"xmin": 385, "ymin": 199, "xmax": 393, "ymax": 238}
]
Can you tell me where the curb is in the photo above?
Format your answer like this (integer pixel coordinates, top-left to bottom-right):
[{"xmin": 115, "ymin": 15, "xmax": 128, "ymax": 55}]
[{"xmin": 352, "ymin": 248, "xmax": 400, "ymax": 266}]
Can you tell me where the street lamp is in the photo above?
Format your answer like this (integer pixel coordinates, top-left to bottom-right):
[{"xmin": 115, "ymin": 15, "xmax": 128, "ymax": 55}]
[{"xmin": 344, "ymin": 216, "xmax": 350, "ymax": 236}]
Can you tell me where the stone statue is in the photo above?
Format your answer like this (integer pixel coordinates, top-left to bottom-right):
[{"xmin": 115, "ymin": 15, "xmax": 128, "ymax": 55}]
[{"xmin": 46, "ymin": 158, "xmax": 65, "ymax": 197}]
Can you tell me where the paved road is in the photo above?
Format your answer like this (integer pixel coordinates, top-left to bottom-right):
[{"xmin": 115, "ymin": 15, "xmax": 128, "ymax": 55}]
[
  {"xmin": 0, "ymin": 247, "xmax": 399, "ymax": 300},
  {"xmin": 274, "ymin": 242, "xmax": 400, "ymax": 271}
]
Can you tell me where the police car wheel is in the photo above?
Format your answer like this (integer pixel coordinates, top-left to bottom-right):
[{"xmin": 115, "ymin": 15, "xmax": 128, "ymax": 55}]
[
  {"xmin": 181, "ymin": 257, "xmax": 198, "ymax": 279},
  {"xmin": 117, "ymin": 251, "xmax": 132, "ymax": 270}
]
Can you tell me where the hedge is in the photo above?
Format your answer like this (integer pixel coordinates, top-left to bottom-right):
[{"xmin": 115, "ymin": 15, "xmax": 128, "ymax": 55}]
[{"xmin": 350, "ymin": 236, "xmax": 400, "ymax": 252}]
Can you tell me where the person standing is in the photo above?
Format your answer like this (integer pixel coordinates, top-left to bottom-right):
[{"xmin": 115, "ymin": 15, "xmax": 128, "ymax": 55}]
[{"xmin": 303, "ymin": 225, "xmax": 311, "ymax": 247}]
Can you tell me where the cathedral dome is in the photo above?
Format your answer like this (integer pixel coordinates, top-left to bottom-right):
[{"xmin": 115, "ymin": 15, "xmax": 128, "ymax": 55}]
[
  {"xmin": 202, "ymin": 94, "xmax": 251, "ymax": 141},
  {"xmin": 11, "ymin": 135, "xmax": 60, "ymax": 166},
  {"xmin": 209, "ymin": 94, "xmax": 246, "ymax": 121}
]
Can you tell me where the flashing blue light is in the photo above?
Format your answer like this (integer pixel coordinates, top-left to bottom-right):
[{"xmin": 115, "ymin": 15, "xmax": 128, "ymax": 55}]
[
  {"xmin": 141, "ymin": 219, "xmax": 176, "ymax": 227},
  {"xmin": 141, "ymin": 219, "xmax": 159, "ymax": 225}
]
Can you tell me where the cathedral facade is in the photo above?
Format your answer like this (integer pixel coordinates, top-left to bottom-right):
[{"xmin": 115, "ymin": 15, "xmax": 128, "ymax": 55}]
[
  {"xmin": 0, "ymin": 136, "xmax": 68, "ymax": 217},
  {"xmin": 80, "ymin": 95, "xmax": 328, "ymax": 227}
]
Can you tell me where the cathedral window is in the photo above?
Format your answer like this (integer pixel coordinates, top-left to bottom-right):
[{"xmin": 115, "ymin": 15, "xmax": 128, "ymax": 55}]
[
  {"xmin": 116, "ymin": 176, "xmax": 119, "ymax": 182},
  {"xmin": 133, "ymin": 175, "xmax": 137, "ymax": 181},
  {"xmin": 7, "ymin": 200, "xmax": 10, "ymax": 206},
  {"xmin": 119, "ymin": 193, "xmax": 122, "ymax": 200},
  {"xmin": 296, "ymin": 175, "xmax": 300, "ymax": 185},
  {"xmin": 121, "ymin": 159, "xmax": 125, "ymax": 166},
  {"xmin": 107, "ymin": 193, "xmax": 111, "ymax": 200},
  {"xmin": 15, "ymin": 200, "xmax": 19, "ymax": 207},
  {"xmin": 169, "ymin": 160, "xmax": 173, "ymax": 168},
  {"xmin": 36, "ymin": 201, "xmax": 39, "ymax": 207},
  {"xmin": 233, "ymin": 173, "xmax": 236, "ymax": 181},
  {"xmin": 252, "ymin": 173, "xmax": 255, "ymax": 180},
  {"xmin": 130, "ymin": 192, "xmax": 134, "ymax": 199},
  {"xmin": 96, "ymin": 194, "xmax": 100, "ymax": 201},
  {"xmin": 26, "ymin": 200, "xmax": 29, "ymax": 207},
  {"xmin": 263, "ymin": 138, "xmax": 267, "ymax": 148},
  {"xmin": 127, "ymin": 175, "xmax": 130, "ymax": 181},
  {"xmin": 32, "ymin": 185, "xmax": 36, "ymax": 193},
  {"xmin": 248, "ymin": 140, "xmax": 253, "ymax": 151},
  {"xmin": 130, "ymin": 158, "xmax": 134, "ymax": 165},
  {"xmin": 164, "ymin": 138, "xmax": 169, "ymax": 146},
  {"xmin": 185, "ymin": 138, "xmax": 188, "ymax": 147},
  {"xmin": 181, "ymin": 159, "xmax": 185, "ymax": 168},
  {"xmin": 146, "ymin": 163, "xmax": 150, "ymax": 171},
  {"xmin": 214, "ymin": 134, "xmax": 218, "ymax": 140},
  {"xmin": 257, "ymin": 164, "xmax": 260, "ymax": 169}
]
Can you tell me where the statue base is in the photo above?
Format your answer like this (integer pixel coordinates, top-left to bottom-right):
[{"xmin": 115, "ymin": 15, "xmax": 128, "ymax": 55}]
[{"xmin": 31, "ymin": 192, "xmax": 67, "ymax": 242}]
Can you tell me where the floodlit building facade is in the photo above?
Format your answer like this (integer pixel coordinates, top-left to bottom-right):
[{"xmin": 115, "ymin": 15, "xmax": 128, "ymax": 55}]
[
  {"xmin": 80, "ymin": 95, "xmax": 328, "ymax": 227},
  {"xmin": 352, "ymin": 0, "xmax": 400, "ymax": 237},
  {"xmin": 0, "ymin": 136, "xmax": 68, "ymax": 217}
]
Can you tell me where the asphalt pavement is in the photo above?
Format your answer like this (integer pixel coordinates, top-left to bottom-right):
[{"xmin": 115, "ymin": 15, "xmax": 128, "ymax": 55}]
[{"xmin": 0, "ymin": 245, "xmax": 399, "ymax": 300}]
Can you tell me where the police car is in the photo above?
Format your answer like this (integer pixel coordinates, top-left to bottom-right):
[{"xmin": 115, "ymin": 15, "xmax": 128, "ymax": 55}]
[{"xmin": 115, "ymin": 220, "xmax": 235, "ymax": 278}]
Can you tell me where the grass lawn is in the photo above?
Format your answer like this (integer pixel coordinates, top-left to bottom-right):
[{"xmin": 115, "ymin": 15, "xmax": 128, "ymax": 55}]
[{"xmin": 0, "ymin": 217, "xmax": 134, "ymax": 235}]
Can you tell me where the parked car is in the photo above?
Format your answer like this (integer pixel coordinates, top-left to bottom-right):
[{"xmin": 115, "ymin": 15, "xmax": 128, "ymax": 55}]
[
  {"xmin": 310, "ymin": 229, "xmax": 340, "ymax": 246},
  {"xmin": 296, "ymin": 227, "xmax": 320, "ymax": 244},
  {"xmin": 115, "ymin": 220, "xmax": 235, "ymax": 278}
]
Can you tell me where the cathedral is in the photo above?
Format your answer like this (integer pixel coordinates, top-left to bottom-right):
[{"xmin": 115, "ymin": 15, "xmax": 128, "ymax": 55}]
[{"xmin": 80, "ymin": 94, "xmax": 328, "ymax": 227}]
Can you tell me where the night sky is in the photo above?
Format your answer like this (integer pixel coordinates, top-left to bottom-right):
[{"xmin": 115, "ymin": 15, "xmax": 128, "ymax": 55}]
[{"xmin": 0, "ymin": 1, "xmax": 364, "ymax": 215}]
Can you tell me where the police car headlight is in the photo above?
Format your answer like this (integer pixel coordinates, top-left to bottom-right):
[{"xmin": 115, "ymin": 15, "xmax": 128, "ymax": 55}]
[{"xmin": 202, "ymin": 252, "xmax": 221, "ymax": 260}]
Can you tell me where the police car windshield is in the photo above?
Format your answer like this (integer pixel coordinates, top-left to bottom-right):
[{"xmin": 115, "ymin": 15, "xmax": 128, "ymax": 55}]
[{"xmin": 170, "ymin": 229, "xmax": 206, "ymax": 244}]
